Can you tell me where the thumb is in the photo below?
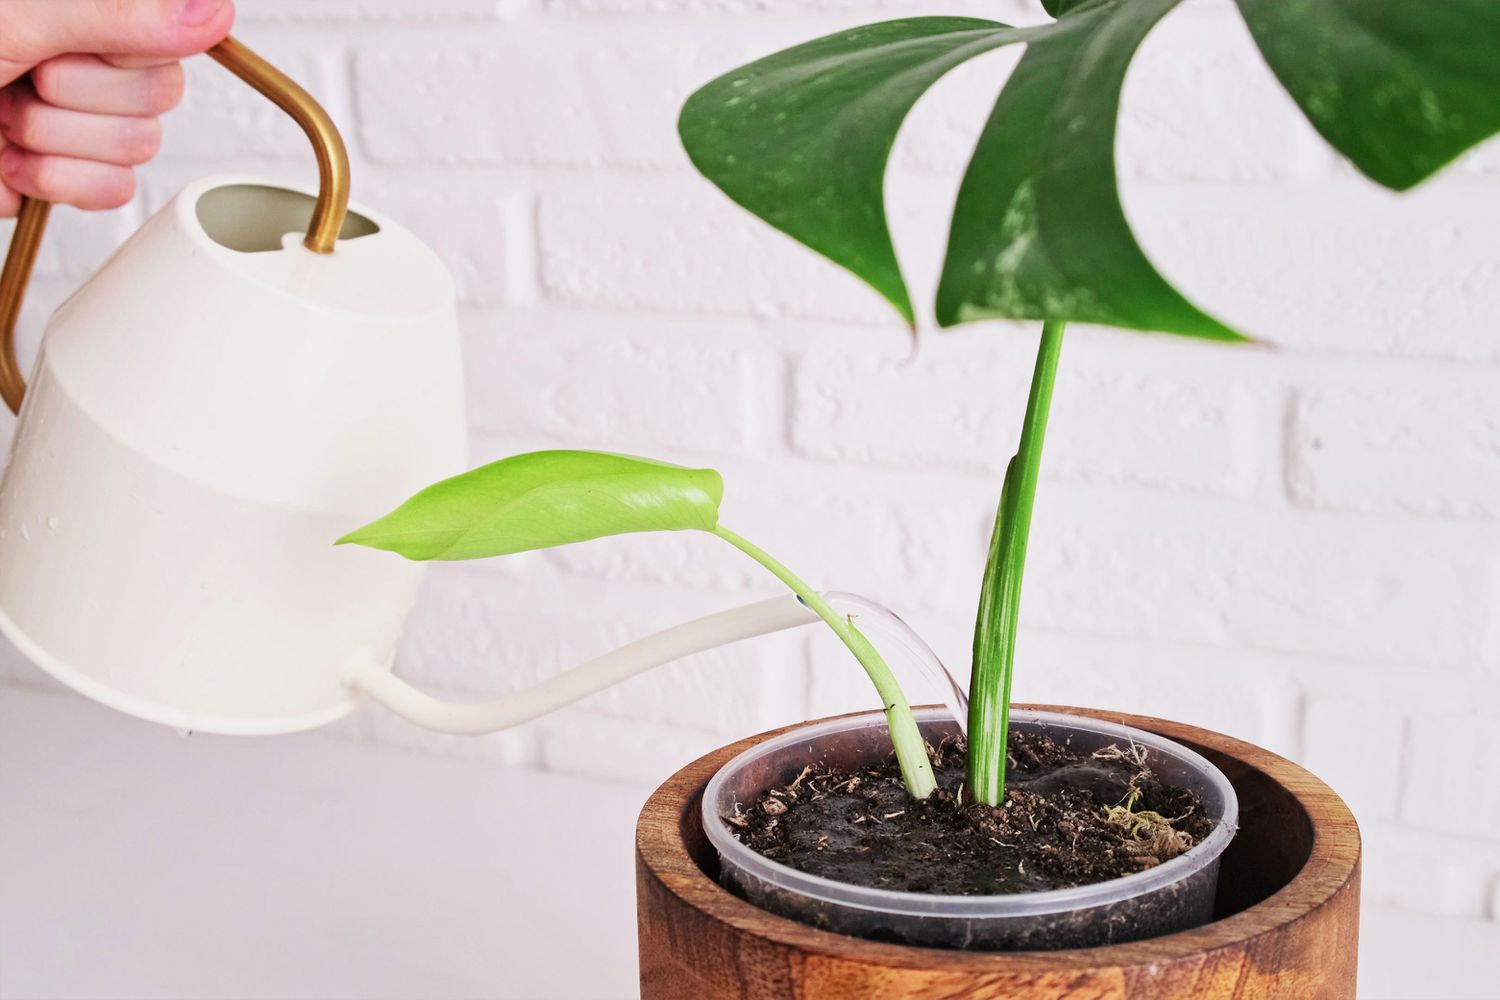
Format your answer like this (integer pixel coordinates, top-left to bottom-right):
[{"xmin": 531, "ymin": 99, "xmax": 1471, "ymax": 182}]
[{"xmin": 0, "ymin": 1, "xmax": 234, "ymax": 76}]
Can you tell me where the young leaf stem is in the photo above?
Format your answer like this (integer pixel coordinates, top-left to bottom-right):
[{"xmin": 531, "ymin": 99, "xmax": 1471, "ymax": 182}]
[
  {"xmin": 711, "ymin": 524, "xmax": 938, "ymax": 800},
  {"xmin": 968, "ymin": 318, "xmax": 1066, "ymax": 806}
]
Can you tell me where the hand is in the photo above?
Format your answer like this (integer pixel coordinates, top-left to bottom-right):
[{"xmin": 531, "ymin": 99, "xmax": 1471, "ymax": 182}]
[{"xmin": 0, "ymin": 0, "xmax": 235, "ymax": 214}]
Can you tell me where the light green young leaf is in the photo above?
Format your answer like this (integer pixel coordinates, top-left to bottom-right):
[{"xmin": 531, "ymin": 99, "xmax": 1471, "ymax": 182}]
[
  {"xmin": 936, "ymin": 0, "xmax": 1242, "ymax": 341},
  {"xmin": 678, "ymin": 17, "xmax": 1033, "ymax": 325},
  {"xmin": 337, "ymin": 451, "xmax": 723, "ymax": 561}
]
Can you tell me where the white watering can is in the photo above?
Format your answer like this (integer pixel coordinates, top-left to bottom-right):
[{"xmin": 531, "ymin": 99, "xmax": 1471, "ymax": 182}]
[{"xmin": 0, "ymin": 38, "xmax": 966, "ymax": 738}]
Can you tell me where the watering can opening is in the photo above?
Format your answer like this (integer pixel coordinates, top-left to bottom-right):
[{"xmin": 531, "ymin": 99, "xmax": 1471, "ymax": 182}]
[{"xmin": 195, "ymin": 184, "xmax": 380, "ymax": 255}]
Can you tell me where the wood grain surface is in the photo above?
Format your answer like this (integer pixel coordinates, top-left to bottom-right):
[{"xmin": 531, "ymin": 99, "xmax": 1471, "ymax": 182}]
[{"xmin": 636, "ymin": 705, "xmax": 1361, "ymax": 1000}]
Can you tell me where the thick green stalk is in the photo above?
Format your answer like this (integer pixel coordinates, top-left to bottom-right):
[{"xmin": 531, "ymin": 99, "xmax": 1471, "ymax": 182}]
[
  {"xmin": 968, "ymin": 319, "xmax": 1066, "ymax": 805},
  {"xmin": 712, "ymin": 525, "xmax": 938, "ymax": 800}
]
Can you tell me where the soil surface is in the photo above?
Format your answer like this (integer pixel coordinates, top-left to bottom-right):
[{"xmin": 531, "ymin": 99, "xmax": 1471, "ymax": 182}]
[{"xmin": 727, "ymin": 733, "xmax": 1213, "ymax": 895}]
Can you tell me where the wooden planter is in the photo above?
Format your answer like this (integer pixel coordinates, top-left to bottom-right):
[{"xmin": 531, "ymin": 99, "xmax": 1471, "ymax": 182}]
[{"xmin": 636, "ymin": 705, "xmax": 1361, "ymax": 1000}]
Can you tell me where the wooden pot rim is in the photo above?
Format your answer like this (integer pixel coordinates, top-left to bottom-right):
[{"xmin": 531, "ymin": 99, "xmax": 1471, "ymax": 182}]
[{"xmin": 635, "ymin": 704, "xmax": 1361, "ymax": 972}]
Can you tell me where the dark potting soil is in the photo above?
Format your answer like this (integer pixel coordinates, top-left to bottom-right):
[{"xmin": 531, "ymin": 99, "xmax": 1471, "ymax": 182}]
[{"xmin": 726, "ymin": 733, "xmax": 1213, "ymax": 896}]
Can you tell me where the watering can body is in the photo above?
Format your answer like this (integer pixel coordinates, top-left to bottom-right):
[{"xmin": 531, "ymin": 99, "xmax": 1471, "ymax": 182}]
[
  {"xmin": 0, "ymin": 36, "xmax": 952, "ymax": 740},
  {"xmin": 0, "ymin": 175, "xmax": 467, "ymax": 733}
]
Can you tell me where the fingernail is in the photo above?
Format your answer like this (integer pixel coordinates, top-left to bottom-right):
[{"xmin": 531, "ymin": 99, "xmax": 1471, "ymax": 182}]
[
  {"xmin": 0, "ymin": 148, "xmax": 20, "ymax": 176},
  {"xmin": 177, "ymin": 0, "xmax": 224, "ymax": 25}
]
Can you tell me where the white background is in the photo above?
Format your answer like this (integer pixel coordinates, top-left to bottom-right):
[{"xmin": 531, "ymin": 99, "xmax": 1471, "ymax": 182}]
[{"xmin": 1, "ymin": 0, "xmax": 1497, "ymax": 996}]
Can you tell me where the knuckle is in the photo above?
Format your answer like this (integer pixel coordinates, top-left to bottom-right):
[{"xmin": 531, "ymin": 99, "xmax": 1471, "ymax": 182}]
[
  {"xmin": 98, "ymin": 170, "xmax": 136, "ymax": 209},
  {"xmin": 27, "ymin": 157, "xmax": 64, "ymax": 200},
  {"xmin": 120, "ymin": 118, "xmax": 162, "ymax": 165},
  {"xmin": 100, "ymin": 0, "xmax": 148, "ymax": 29},
  {"xmin": 2, "ymin": 101, "xmax": 29, "ymax": 148},
  {"xmin": 6, "ymin": 100, "xmax": 48, "ymax": 151},
  {"xmin": 145, "ymin": 64, "xmax": 185, "ymax": 115},
  {"xmin": 28, "ymin": 60, "xmax": 68, "ymax": 107}
]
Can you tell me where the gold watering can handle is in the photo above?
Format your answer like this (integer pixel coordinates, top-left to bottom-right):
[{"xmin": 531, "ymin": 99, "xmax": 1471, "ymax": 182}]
[{"xmin": 0, "ymin": 36, "xmax": 351, "ymax": 415}]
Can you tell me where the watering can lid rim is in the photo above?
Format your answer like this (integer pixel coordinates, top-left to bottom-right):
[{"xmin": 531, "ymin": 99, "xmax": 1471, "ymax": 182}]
[{"xmin": 166, "ymin": 173, "xmax": 457, "ymax": 320}]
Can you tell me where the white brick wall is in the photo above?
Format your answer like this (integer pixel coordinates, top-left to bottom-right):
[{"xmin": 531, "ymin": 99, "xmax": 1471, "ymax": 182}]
[{"xmin": 1, "ymin": 0, "xmax": 1497, "ymax": 977}]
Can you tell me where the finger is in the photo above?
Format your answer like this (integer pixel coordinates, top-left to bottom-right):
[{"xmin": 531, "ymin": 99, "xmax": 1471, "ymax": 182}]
[
  {"xmin": 0, "ymin": 85, "xmax": 161, "ymax": 166},
  {"xmin": 31, "ymin": 55, "xmax": 184, "ymax": 117},
  {"xmin": 0, "ymin": 0, "xmax": 235, "ymax": 66},
  {"xmin": 0, "ymin": 147, "xmax": 135, "ymax": 211},
  {"xmin": 101, "ymin": 54, "xmax": 183, "ymax": 70},
  {"xmin": 0, "ymin": 138, "xmax": 20, "ymax": 217}
]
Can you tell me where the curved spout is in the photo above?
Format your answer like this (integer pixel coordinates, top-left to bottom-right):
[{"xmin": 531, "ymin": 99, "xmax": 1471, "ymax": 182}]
[
  {"xmin": 824, "ymin": 592, "xmax": 969, "ymax": 734},
  {"xmin": 347, "ymin": 593, "xmax": 967, "ymax": 737}
]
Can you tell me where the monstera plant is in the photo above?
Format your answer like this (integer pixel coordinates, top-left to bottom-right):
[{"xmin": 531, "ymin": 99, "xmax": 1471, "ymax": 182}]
[{"xmin": 678, "ymin": 0, "xmax": 1500, "ymax": 805}]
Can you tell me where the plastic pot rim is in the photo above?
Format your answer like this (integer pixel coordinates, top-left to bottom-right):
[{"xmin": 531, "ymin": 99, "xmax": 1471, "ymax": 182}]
[{"xmin": 703, "ymin": 707, "xmax": 1240, "ymax": 920}]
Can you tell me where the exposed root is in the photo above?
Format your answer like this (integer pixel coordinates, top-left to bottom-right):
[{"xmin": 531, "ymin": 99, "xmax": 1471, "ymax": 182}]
[
  {"xmin": 1092, "ymin": 740, "xmax": 1150, "ymax": 770},
  {"xmin": 1103, "ymin": 803, "xmax": 1192, "ymax": 860}
]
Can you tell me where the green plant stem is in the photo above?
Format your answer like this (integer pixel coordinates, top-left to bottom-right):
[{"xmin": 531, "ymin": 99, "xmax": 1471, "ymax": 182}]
[
  {"xmin": 968, "ymin": 318, "xmax": 1066, "ymax": 806},
  {"xmin": 712, "ymin": 524, "xmax": 937, "ymax": 800}
]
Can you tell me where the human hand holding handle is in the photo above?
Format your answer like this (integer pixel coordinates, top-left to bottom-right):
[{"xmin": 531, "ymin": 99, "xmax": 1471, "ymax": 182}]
[{"xmin": 0, "ymin": 0, "xmax": 235, "ymax": 214}]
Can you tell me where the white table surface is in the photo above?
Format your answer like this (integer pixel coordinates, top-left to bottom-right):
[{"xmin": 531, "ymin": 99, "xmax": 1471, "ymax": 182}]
[
  {"xmin": 2, "ymin": 685, "xmax": 1496, "ymax": 1000},
  {"xmin": 0, "ymin": 686, "xmax": 642, "ymax": 1000}
]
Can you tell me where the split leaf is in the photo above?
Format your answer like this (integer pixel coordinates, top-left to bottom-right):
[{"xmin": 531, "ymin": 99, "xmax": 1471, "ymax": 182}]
[
  {"xmin": 678, "ymin": 17, "xmax": 1033, "ymax": 325},
  {"xmin": 935, "ymin": 0, "xmax": 1240, "ymax": 340}
]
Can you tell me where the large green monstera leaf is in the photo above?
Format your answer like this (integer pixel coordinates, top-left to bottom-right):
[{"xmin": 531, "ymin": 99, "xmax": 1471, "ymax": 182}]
[
  {"xmin": 1235, "ymin": 0, "xmax": 1500, "ymax": 191},
  {"xmin": 679, "ymin": 18, "xmax": 1036, "ymax": 325},
  {"xmin": 679, "ymin": 0, "xmax": 1500, "ymax": 336}
]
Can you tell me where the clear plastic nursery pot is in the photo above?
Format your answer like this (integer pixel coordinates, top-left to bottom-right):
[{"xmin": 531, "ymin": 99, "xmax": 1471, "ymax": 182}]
[
  {"xmin": 636, "ymin": 705, "xmax": 1362, "ymax": 1000},
  {"xmin": 703, "ymin": 708, "xmax": 1238, "ymax": 951}
]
